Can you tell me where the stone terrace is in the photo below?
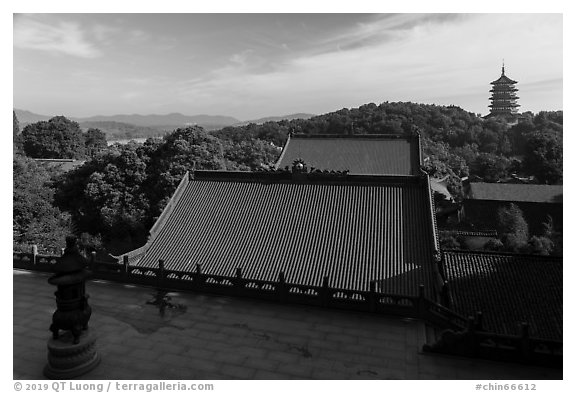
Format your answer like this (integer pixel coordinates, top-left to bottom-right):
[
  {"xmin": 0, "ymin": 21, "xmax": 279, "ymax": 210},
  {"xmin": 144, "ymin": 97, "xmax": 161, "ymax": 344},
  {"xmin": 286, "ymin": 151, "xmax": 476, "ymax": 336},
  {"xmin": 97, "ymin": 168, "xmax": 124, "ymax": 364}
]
[{"xmin": 13, "ymin": 269, "xmax": 561, "ymax": 380}]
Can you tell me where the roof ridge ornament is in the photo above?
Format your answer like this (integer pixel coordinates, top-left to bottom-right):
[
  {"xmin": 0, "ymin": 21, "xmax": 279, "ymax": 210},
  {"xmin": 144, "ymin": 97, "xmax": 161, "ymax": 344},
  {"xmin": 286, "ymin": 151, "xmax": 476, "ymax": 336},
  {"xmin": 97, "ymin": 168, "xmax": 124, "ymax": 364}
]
[{"xmin": 292, "ymin": 158, "xmax": 307, "ymax": 173}]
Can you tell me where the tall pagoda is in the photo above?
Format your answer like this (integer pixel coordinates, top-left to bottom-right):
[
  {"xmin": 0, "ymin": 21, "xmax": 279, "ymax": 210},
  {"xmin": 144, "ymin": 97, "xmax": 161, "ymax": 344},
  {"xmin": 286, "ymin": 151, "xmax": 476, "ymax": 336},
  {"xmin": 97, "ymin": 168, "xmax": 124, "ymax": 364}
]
[{"xmin": 487, "ymin": 63, "xmax": 519, "ymax": 118}]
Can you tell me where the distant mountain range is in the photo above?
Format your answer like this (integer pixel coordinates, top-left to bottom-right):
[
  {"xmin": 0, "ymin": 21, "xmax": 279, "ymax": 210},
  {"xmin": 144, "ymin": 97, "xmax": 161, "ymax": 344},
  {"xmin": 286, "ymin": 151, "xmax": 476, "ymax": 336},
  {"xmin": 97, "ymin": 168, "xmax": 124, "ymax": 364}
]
[{"xmin": 14, "ymin": 109, "xmax": 315, "ymax": 130}]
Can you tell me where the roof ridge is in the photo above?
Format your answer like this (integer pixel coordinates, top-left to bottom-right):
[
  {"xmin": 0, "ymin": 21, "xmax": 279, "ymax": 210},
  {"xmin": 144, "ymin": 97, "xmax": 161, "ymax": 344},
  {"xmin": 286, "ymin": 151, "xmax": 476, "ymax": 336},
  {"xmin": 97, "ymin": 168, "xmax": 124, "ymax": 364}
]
[
  {"xmin": 443, "ymin": 249, "xmax": 562, "ymax": 261},
  {"xmin": 192, "ymin": 169, "xmax": 425, "ymax": 186},
  {"xmin": 290, "ymin": 133, "xmax": 413, "ymax": 140}
]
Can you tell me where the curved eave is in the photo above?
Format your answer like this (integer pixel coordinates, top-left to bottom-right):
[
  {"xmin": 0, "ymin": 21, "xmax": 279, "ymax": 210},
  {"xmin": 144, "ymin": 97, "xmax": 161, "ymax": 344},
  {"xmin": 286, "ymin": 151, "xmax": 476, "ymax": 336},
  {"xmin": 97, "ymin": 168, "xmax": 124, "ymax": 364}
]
[
  {"xmin": 489, "ymin": 99, "xmax": 520, "ymax": 104},
  {"xmin": 489, "ymin": 95, "xmax": 519, "ymax": 100},
  {"xmin": 490, "ymin": 75, "xmax": 518, "ymax": 84},
  {"xmin": 490, "ymin": 87, "xmax": 518, "ymax": 93}
]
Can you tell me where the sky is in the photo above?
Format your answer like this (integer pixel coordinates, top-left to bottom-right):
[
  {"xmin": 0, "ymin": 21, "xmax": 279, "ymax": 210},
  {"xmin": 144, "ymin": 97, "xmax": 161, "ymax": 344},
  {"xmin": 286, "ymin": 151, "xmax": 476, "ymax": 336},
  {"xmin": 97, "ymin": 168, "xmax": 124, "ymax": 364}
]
[{"xmin": 13, "ymin": 13, "xmax": 563, "ymax": 121}]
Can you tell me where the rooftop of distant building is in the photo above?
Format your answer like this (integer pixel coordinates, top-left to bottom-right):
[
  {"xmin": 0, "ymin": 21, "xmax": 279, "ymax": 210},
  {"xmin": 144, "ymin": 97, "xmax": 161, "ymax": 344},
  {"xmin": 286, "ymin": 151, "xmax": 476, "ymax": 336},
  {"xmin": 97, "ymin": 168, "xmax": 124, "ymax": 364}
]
[
  {"xmin": 466, "ymin": 182, "xmax": 563, "ymax": 204},
  {"xmin": 275, "ymin": 133, "xmax": 422, "ymax": 176}
]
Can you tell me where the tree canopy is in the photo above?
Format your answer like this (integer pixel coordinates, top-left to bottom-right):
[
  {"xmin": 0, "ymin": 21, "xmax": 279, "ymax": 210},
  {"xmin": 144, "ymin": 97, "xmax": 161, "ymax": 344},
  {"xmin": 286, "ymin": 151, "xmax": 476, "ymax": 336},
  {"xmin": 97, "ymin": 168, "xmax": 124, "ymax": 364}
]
[
  {"xmin": 13, "ymin": 155, "xmax": 71, "ymax": 252},
  {"xmin": 19, "ymin": 116, "xmax": 108, "ymax": 160}
]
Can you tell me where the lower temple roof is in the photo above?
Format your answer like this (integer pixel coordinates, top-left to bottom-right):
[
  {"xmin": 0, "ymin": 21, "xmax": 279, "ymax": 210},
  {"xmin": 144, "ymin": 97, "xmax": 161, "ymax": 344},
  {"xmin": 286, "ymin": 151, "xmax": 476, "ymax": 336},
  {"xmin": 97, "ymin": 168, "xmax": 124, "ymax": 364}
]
[{"xmin": 133, "ymin": 170, "xmax": 440, "ymax": 298}]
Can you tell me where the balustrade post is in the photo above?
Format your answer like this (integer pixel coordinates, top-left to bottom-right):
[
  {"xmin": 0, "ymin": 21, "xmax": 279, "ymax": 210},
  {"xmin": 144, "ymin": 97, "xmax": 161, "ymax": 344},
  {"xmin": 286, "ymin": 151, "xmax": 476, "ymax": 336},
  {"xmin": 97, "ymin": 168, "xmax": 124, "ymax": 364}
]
[
  {"xmin": 441, "ymin": 281, "xmax": 451, "ymax": 307},
  {"xmin": 32, "ymin": 244, "xmax": 38, "ymax": 265},
  {"xmin": 464, "ymin": 315, "xmax": 480, "ymax": 356},
  {"xmin": 123, "ymin": 255, "xmax": 129, "ymax": 276},
  {"xmin": 277, "ymin": 272, "xmax": 287, "ymax": 301},
  {"xmin": 234, "ymin": 268, "xmax": 244, "ymax": 290},
  {"xmin": 321, "ymin": 276, "xmax": 330, "ymax": 306},
  {"xmin": 194, "ymin": 263, "xmax": 204, "ymax": 287},
  {"xmin": 90, "ymin": 251, "xmax": 96, "ymax": 271},
  {"xmin": 368, "ymin": 281, "xmax": 376, "ymax": 312},
  {"xmin": 158, "ymin": 259, "xmax": 165, "ymax": 290},
  {"xmin": 475, "ymin": 311, "xmax": 483, "ymax": 331},
  {"xmin": 417, "ymin": 284, "xmax": 426, "ymax": 317},
  {"xmin": 519, "ymin": 323, "xmax": 530, "ymax": 357}
]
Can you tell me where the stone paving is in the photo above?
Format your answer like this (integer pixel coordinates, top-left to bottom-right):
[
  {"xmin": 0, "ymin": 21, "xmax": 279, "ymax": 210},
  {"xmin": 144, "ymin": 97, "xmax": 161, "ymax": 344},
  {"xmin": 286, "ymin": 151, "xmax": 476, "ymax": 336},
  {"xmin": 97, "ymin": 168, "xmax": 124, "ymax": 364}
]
[{"xmin": 13, "ymin": 269, "xmax": 562, "ymax": 380}]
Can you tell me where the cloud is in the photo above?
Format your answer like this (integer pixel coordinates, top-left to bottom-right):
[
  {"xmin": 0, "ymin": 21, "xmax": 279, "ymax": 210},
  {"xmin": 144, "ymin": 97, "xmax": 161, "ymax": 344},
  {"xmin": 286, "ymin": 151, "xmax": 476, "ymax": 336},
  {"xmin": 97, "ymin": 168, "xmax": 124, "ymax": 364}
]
[
  {"xmin": 312, "ymin": 14, "xmax": 464, "ymax": 55},
  {"xmin": 14, "ymin": 14, "xmax": 102, "ymax": 58},
  {"xmin": 171, "ymin": 14, "xmax": 561, "ymax": 118}
]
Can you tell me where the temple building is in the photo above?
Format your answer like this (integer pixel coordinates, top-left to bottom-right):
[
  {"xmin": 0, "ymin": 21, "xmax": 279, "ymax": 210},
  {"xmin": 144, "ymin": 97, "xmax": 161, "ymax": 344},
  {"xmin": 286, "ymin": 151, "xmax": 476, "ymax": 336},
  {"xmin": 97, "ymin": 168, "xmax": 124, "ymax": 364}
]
[
  {"xmin": 13, "ymin": 133, "xmax": 561, "ymax": 379},
  {"xmin": 487, "ymin": 63, "xmax": 520, "ymax": 119}
]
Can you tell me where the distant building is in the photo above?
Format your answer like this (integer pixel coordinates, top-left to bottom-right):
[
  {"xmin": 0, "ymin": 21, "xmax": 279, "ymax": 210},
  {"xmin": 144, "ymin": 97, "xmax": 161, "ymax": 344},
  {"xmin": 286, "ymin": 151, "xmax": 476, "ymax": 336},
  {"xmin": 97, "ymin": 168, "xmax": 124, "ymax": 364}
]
[
  {"xmin": 486, "ymin": 63, "xmax": 520, "ymax": 120},
  {"xmin": 462, "ymin": 182, "xmax": 563, "ymax": 232},
  {"xmin": 275, "ymin": 133, "xmax": 422, "ymax": 176}
]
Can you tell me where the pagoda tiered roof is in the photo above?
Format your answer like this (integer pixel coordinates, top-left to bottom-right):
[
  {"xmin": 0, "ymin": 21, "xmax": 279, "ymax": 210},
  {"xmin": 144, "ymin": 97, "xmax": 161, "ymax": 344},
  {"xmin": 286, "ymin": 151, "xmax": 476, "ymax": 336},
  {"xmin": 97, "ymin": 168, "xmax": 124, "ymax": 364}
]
[
  {"xmin": 490, "ymin": 74, "xmax": 518, "ymax": 85},
  {"xmin": 487, "ymin": 65, "xmax": 520, "ymax": 117}
]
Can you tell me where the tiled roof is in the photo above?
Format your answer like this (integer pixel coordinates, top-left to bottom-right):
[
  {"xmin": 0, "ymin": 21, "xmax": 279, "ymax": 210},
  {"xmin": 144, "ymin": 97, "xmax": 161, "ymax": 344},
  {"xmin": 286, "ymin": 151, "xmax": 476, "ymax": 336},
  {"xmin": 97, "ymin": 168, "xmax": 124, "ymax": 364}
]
[
  {"xmin": 490, "ymin": 74, "xmax": 518, "ymax": 85},
  {"xmin": 135, "ymin": 170, "xmax": 440, "ymax": 297},
  {"xmin": 275, "ymin": 134, "xmax": 421, "ymax": 175},
  {"xmin": 467, "ymin": 182, "xmax": 563, "ymax": 204},
  {"xmin": 442, "ymin": 251, "xmax": 562, "ymax": 341}
]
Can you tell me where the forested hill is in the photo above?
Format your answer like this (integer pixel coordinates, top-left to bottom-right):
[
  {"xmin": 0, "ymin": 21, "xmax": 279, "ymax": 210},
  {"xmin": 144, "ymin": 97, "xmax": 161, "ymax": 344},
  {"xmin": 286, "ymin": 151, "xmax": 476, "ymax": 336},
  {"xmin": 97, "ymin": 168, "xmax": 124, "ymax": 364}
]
[{"xmin": 212, "ymin": 102, "xmax": 563, "ymax": 190}]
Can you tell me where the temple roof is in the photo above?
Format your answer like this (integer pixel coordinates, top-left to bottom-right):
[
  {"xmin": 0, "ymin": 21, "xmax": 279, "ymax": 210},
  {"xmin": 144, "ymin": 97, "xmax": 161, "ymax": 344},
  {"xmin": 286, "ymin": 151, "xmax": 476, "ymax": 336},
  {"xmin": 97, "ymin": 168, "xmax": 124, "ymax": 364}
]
[
  {"xmin": 134, "ymin": 170, "xmax": 440, "ymax": 298},
  {"xmin": 466, "ymin": 182, "xmax": 563, "ymax": 204},
  {"xmin": 275, "ymin": 134, "xmax": 421, "ymax": 176},
  {"xmin": 442, "ymin": 250, "xmax": 562, "ymax": 341}
]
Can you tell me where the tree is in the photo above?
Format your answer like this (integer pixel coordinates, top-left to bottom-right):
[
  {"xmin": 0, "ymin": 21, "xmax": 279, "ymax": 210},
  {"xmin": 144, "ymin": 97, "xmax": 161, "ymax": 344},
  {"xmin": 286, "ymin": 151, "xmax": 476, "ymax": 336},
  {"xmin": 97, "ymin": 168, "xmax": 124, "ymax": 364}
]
[
  {"xmin": 527, "ymin": 235, "xmax": 554, "ymax": 256},
  {"xmin": 84, "ymin": 128, "xmax": 108, "ymax": 157},
  {"xmin": 523, "ymin": 130, "xmax": 562, "ymax": 184},
  {"xmin": 422, "ymin": 140, "xmax": 468, "ymax": 200},
  {"xmin": 13, "ymin": 155, "xmax": 71, "ymax": 251},
  {"xmin": 497, "ymin": 203, "xmax": 529, "ymax": 252},
  {"xmin": 21, "ymin": 116, "xmax": 86, "ymax": 159},
  {"xmin": 222, "ymin": 139, "xmax": 280, "ymax": 170},
  {"xmin": 13, "ymin": 111, "xmax": 23, "ymax": 153},
  {"xmin": 13, "ymin": 110, "xmax": 20, "ymax": 138},
  {"xmin": 470, "ymin": 153, "xmax": 511, "ymax": 182},
  {"xmin": 55, "ymin": 143, "xmax": 150, "ymax": 253},
  {"xmin": 483, "ymin": 238, "xmax": 504, "ymax": 252}
]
